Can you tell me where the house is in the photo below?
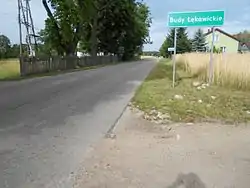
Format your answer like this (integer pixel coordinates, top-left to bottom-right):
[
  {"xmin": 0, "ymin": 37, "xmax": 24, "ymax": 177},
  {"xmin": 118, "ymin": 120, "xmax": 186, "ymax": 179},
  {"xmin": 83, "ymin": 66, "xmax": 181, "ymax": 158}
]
[
  {"xmin": 205, "ymin": 28, "xmax": 240, "ymax": 53},
  {"xmin": 239, "ymin": 42, "xmax": 250, "ymax": 53}
]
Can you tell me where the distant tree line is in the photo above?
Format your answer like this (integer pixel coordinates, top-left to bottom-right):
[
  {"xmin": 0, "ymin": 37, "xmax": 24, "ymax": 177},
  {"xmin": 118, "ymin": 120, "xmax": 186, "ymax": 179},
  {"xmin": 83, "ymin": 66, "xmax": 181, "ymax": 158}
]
[
  {"xmin": 0, "ymin": 35, "xmax": 18, "ymax": 59},
  {"xmin": 0, "ymin": 34, "xmax": 52, "ymax": 59},
  {"xmin": 142, "ymin": 51, "xmax": 160, "ymax": 56},
  {"xmin": 233, "ymin": 30, "xmax": 250, "ymax": 43}
]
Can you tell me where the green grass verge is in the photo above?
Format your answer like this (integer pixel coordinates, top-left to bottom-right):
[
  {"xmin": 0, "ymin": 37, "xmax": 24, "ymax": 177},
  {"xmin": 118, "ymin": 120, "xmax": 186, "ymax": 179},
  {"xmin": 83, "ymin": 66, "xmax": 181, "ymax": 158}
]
[
  {"xmin": 132, "ymin": 59, "xmax": 250, "ymax": 123},
  {"xmin": 0, "ymin": 59, "xmax": 20, "ymax": 80}
]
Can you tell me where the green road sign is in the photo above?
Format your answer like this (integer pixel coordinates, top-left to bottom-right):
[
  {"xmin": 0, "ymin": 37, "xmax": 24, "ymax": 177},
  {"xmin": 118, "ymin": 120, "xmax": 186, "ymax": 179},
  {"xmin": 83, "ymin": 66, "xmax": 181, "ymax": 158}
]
[{"xmin": 168, "ymin": 10, "xmax": 225, "ymax": 27}]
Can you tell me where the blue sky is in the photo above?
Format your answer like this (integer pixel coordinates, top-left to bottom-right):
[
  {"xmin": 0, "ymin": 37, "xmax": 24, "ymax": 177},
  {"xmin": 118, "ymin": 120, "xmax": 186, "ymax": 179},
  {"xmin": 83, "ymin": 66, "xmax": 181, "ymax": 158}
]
[{"xmin": 1, "ymin": 0, "xmax": 250, "ymax": 51}]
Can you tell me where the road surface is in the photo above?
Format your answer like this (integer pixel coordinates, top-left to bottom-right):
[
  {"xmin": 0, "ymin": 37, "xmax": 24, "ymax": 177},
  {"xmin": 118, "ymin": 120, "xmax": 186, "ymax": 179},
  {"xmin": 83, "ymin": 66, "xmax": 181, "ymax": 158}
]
[{"xmin": 0, "ymin": 59, "xmax": 155, "ymax": 188}]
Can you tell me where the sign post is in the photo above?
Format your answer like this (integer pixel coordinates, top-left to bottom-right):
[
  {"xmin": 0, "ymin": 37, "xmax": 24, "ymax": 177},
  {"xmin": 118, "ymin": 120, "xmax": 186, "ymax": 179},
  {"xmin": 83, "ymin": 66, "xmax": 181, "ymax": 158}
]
[
  {"xmin": 209, "ymin": 27, "xmax": 215, "ymax": 83},
  {"xmin": 167, "ymin": 10, "xmax": 225, "ymax": 86},
  {"xmin": 173, "ymin": 28, "xmax": 177, "ymax": 88}
]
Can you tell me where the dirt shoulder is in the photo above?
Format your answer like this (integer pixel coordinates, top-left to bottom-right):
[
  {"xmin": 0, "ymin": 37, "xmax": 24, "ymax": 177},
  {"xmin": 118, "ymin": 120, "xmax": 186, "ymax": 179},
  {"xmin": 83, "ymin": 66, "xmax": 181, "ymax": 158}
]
[{"xmin": 74, "ymin": 108, "xmax": 250, "ymax": 188}]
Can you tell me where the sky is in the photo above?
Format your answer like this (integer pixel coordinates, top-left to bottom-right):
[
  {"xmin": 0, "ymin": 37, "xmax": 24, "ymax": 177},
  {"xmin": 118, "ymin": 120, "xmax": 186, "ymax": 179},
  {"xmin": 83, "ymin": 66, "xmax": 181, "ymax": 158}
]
[{"xmin": 1, "ymin": 0, "xmax": 250, "ymax": 51}]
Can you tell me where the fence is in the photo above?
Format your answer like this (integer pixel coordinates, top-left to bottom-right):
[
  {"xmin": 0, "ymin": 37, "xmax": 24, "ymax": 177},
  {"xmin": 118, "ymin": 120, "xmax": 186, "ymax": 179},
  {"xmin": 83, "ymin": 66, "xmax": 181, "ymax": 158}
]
[{"xmin": 20, "ymin": 55, "xmax": 118, "ymax": 76}]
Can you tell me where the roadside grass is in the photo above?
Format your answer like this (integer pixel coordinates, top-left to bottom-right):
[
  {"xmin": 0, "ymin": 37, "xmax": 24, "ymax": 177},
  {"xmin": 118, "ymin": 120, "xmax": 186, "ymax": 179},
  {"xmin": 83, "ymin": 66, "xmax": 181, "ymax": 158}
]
[
  {"xmin": 132, "ymin": 59, "xmax": 250, "ymax": 123},
  {"xmin": 0, "ymin": 59, "xmax": 115, "ymax": 81},
  {"xmin": 176, "ymin": 53, "xmax": 250, "ymax": 90},
  {"xmin": 0, "ymin": 59, "xmax": 20, "ymax": 80}
]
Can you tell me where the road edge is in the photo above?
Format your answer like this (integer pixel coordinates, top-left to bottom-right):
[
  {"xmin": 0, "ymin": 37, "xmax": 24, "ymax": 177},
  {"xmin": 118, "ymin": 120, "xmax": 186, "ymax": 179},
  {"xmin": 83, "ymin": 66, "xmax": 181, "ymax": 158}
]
[{"xmin": 105, "ymin": 57, "xmax": 160, "ymax": 139}]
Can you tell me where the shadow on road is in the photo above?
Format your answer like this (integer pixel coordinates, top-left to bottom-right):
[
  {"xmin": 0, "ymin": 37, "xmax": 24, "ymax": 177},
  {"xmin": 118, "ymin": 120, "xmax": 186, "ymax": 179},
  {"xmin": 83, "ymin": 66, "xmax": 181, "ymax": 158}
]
[{"xmin": 167, "ymin": 173, "xmax": 206, "ymax": 188}]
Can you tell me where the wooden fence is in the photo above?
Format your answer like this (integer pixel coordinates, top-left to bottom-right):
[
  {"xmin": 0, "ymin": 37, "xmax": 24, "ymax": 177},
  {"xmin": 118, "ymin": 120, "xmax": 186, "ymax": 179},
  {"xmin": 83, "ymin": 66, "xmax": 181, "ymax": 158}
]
[{"xmin": 20, "ymin": 55, "xmax": 118, "ymax": 76}]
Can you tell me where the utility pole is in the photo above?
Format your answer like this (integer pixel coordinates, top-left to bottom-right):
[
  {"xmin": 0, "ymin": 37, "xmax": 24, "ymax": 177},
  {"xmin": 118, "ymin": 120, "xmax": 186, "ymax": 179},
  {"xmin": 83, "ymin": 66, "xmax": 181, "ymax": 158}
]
[
  {"xmin": 17, "ymin": 0, "xmax": 37, "ymax": 58},
  {"xmin": 17, "ymin": 0, "xmax": 24, "ymax": 76}
]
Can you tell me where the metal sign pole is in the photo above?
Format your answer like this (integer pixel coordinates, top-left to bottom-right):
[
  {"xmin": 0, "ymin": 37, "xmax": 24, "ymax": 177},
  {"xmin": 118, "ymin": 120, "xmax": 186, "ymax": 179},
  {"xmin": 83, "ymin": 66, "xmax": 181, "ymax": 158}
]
[
  {"xmin": 209, "ymin": 27, "xmax": 215, "ymax": 83},
  {"xmin": 172, "ymin": 28, "xmax": 177, "ymax": 88}
]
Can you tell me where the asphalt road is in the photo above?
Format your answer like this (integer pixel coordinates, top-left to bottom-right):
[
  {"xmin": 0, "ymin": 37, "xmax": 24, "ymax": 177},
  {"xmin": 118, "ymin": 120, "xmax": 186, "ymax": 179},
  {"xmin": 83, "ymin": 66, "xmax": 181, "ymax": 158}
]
[{"xmin": 0, "ymin": 59, "xmax": 155, "ymax": 188}]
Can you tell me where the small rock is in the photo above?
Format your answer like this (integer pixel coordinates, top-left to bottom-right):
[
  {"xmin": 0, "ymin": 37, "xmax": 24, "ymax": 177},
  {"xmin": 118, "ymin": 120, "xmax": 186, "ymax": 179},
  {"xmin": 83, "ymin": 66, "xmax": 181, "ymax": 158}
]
[
  {"xmin": 161, "ymin": 113, "xmax": 170, "ymax": 119},
  {"xmin": 143, "ymin": 114, "xmax": 150, "ymax": 120},
  {"xmin": 149, "ymin": 109, "xmax": 157, "ymax": 115},
  {"xmin": 106, "ymin": 133, "xmax": 116, "ymax": 139},
  {"xmin": 198, "ymin": 99, "xmax": 203, "ymax": 103},
  {"xmin": 211, "ymin": 96, "xmax": 216, "ymax": 100},
  {"xmin": 201, "ymin": 84, "xmax": 206, "ymax": 89},
  {"xmin": 206, "ymin": 104, "xmax": 212, "ymax": 107},
  {"xmin": 192, "ymin": 81, "xmax": 201, "ymax": 87},
  {"xmin": 174, "ymin": 95, "xmax": 184, "ymax": 100},
  {"xmin": 157, "ymin": 112, "xmax": 164, "ymax": 119},
  {"xmin": 176, "ymin": 134, "xmax": 181, "ymax": 141},
  {"xmin": 246, "ymin": 111, "xmax": 250, "ymax": 115},
  {"xmin": 197, "ymin": 86, "xmax": 202, "ymax": 90}
]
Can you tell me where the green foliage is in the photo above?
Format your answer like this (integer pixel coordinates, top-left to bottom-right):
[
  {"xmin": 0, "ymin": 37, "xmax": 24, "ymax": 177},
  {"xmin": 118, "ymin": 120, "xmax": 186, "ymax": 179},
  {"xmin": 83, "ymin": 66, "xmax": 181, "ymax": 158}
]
[
  {"xmin": 0, "ymin": 35, "xmax": 11, "ymax": 59},
  {"xmin": 192, "ymin": 28, "xmax": 207, "ymax": 52},
  {"xmin": 159, "ymin": 28, "xmax": 191, "ymax": 58},
  {"xmin": 159, "ymin": 28, "xmax": 175, "ymax": 58},
  {"xmin": 176, "ymin": 28, "xmax": 192, "ymax": 54},
  {"xmin": 40, "ymin": 0, "xmax": 151, "ymax": 60},
  {"xmin": 41, "ymin": 0, "xmax": 93, "ymax": 55}
]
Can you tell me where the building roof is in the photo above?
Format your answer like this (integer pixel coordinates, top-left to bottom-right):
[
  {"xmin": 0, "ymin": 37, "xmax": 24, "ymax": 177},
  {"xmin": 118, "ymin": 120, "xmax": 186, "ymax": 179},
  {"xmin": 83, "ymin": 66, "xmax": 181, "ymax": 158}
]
[
  {"xmin": 240, "ymin": 42, "xmax": 250, "ymax": 49},
  {"xmin": 204, "ymin": 28, "xmax": 240, "ymax": 42}
]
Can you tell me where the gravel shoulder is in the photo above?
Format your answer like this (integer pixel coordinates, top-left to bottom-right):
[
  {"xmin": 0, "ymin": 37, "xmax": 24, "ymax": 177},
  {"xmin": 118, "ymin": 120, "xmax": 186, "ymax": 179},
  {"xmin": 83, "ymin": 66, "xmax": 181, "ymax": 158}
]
[{"xmin": 75, "ymin": 108, "xmax": 250, "ymax": 188}]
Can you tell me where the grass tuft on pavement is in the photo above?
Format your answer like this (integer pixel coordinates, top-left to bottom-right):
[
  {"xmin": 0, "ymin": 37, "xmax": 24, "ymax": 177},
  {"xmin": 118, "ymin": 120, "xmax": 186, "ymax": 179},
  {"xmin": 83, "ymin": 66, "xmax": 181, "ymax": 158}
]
[{"xmin": 132, "ymin": 59, "xmax": 250, "ymax": 123}]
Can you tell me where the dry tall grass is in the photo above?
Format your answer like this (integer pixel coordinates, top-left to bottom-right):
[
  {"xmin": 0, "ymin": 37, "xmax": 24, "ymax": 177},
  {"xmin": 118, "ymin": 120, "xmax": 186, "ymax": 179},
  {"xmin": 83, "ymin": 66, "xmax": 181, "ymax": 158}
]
[
  {"xmin": 176, "ymin": 53, "xmax": 250, "ymax": 90},
  {"xmin": 0, "ymin": 59, "xmax": 20, "ymax": 80}
]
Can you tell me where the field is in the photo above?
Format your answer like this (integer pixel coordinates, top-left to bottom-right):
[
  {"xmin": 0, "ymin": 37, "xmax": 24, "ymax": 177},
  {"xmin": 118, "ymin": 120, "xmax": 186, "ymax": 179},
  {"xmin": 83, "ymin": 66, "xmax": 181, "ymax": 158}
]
[
  {"xmin": 133, "ymin": 55, "xmax": 250, "ymax": 123},
  {"xmin": 0, "ymin": 59, "xmax": 20, "ymax": 80},
  {"xmin": 176, "ymin": 53, "xmax": 250, "ymax": 90}
]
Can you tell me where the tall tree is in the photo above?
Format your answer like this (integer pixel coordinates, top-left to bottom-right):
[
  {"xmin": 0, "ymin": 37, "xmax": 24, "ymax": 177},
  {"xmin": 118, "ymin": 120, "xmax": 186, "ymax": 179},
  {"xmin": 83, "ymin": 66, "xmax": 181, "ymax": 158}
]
[
  {"xmin": 41, "ymin": 0, "xmax": 151, "ymax": 60},
  {"xmin": 176, "ymin": 28, "xmax": 192, "ymax": 54},
  {"xmin": 159, "ymin": 28, "xmax": 191, "ymax": 57},
  {"xmin": 159, "ymin": 28, "xmax": 175, "ymax": 58},
  {"xmin": 191, "ymin": 28, "xmax": 207, "ymax": 52},
  {"xmin": 78, "ymin": 0, "xmax": 152, "ymax": 60},
  {"xmin": 41, "ymin": 0, "xmax": 93, "ymax": 56},
  {"xmin": 0, "ymin": 35, "xmax": 11, "ymax": 59}
]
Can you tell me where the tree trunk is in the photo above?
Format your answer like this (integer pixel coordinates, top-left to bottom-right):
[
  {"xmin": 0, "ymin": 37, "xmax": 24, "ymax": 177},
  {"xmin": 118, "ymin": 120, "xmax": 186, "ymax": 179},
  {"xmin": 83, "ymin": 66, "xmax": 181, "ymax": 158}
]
[{"xmin": 90, "ymin": 13, "xmax": 98, "ymax": 58}]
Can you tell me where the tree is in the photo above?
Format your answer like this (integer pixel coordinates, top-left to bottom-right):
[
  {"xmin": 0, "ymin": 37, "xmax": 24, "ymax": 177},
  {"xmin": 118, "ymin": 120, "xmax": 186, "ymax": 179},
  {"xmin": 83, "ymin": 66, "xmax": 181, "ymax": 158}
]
[
  {"xmin": 41, "ymin": 0, "xmax": 151, "ymax": 60},
  {"xmin": 159, "ymin": 28, "xmax": 175, "ymax": 58},
  {"xmin": 234, "ymin": 30, "xmax": 250, "ymax": 43},
  {"xmin": 176, "ymin": 28, "xmax": 192, "ymax": 54},
  {"xmin": 0, "ymin": 35, "xmax": 11, "ymax": 59},
  {"xmin": 41, "ymin": 0, "xmax": 93, "ymax": 56},
  {"xmin": 159, "ymin": 28, "xmax": 191, "ymax": 57},
  {"xmin": 8, "ymin": 44, "xmax": 20, "ymax": 58},
  {"xmin": 77, "ymin": 0, "xmax": 152, "ymax": 60},
  {"xmin": 192, "ymin": 28, "xmax": 207, "ymax": 52}
]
